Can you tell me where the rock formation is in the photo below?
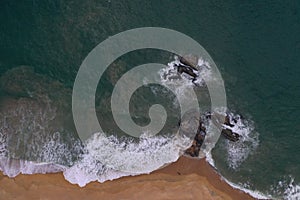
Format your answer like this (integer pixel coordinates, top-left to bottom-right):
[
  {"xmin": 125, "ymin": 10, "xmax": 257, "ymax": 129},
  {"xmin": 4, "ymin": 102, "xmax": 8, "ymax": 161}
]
[
  {"xmin": 221, "ymin": 128, "xmax": 240, "ymax": 142},
  {"xmin": 185, "ymin": 122, "xmax": 206, "ymax": 157},
  {"xmin": 179, "ymin": 55, "xmax": 199, "ymax": 71},
  {"xmin": 184, "ymin": 111, "xmax": 241, "ymax": 157}
]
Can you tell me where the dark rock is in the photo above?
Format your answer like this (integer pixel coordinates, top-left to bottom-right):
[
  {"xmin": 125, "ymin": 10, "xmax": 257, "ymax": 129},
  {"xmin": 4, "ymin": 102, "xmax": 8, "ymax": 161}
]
[
  {"xmin": 176, "ymin": 64, "xmax": 198, "ymax": 80},
  {"xmin": 179, "ymin": 55, "xmax": 199, "ymax": 71},
  {"xmin": 183, "ymin": 109, "xmax": 242, "ymax": 157},
  {"xmin": 185, "ymin": 140, "xmax": 200, "ymax": 157},
  {"xmin": 184, "ymin": 114, "xmax": 206, "ymax": 157},
  {"xmin": 212, "ymin": 112, "xmax": 240, "ymax": 142},
  {"xmin": 224, "ymin": 115, "xmax": 235, "ymax": 127},
  {"xmin": 221, "ymin": 128, "xmax": 240, "ymax": 142}
]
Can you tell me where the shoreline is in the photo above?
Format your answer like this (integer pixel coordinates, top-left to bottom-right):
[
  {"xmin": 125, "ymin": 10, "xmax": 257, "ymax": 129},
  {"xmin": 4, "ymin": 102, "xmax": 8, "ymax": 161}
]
[{"xmin": 0, "ymin": 156, "xmax": 255, "ymax": 200}]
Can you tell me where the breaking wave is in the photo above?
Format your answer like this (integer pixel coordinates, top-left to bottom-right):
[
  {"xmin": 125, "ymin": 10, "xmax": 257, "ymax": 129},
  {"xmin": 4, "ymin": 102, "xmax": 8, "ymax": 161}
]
[
  {"xmin": 0, "ymin": 130, "xmax": 192, "ymax": 187},
  {"xmin": 284, "ymin": 180, "xmax": 300, "ymax": 200},
  {"xmin": 63, "ymin": 132, "xmax": 192, "ymax": 187},
  {"xmin": 0, "ymin": 59, "xmax": 278, "ymax": 199},
  {"xmin": 222, "ymin": 113, "xmax": 259, "ymax": 169}
]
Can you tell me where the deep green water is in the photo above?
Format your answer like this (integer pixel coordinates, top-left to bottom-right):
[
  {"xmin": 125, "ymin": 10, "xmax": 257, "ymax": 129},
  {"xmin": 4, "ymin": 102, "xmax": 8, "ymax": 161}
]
[{"xmin": 1, "ymin": 0, "xmax": 300, "ymax": 198}]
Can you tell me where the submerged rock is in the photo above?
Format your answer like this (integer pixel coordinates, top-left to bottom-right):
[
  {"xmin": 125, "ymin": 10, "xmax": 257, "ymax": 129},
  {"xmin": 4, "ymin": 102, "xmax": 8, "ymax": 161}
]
[{"xmin": 178, "ymin": 109, "xmax": 201, "ymax": 140}]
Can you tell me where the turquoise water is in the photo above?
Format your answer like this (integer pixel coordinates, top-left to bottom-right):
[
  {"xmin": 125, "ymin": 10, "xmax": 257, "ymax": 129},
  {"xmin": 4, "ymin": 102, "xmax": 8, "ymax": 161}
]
[{"xmin": 1, "ymin": 0, "xmax": 300, "ymax": 198}]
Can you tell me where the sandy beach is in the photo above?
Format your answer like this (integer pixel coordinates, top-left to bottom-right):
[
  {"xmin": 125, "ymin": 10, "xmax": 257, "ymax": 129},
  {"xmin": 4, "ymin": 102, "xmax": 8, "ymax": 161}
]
[{"xmin": 0, "ymin": 156, "xmax": 255, "ymax": 200}]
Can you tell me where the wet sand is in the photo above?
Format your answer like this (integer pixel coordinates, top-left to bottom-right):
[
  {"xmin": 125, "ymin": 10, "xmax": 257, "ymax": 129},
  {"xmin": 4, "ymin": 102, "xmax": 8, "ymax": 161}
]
[{"xmin": 0, "ymin": 157, "xmax": 255, "ymax": 200}]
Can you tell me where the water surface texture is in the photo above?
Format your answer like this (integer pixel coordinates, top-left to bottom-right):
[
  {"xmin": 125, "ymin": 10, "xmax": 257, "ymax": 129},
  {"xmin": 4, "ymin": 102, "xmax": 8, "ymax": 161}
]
[{"xmin": 0, "ymin": 1, "xmax": 299, "ymax": 199}]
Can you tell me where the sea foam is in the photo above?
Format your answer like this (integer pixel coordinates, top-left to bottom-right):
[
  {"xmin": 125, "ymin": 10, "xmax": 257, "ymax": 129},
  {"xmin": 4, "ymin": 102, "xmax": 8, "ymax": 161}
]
[
  {"xmin": 222, "ymin": 113, "xmax": 260, "ymax": 169},
  {"xmin": 0, "ymin": 58, "xmax": 280, "ymax": 200},
  {"xmin": 284, "ymin": 180, "xmax": 300, "ymax": 200},
  {"xmin": 63, "ymin": 132, "xmax": 192, "ymax": 187}
]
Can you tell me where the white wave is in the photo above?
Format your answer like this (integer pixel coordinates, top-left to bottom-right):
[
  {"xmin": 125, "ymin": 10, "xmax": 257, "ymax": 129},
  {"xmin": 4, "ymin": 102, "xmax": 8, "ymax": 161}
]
[
  {"xmin": 159, "ymin": 59, "xmax": 267, "ymax": 199},
  {"xmin": 63, "ymin": 132, "xmax": 192, "ymax": 187},
  {"xmin": 204, "ymin": 154, "xmax": 271, "ymax": 199},
  {"xmin": 222, "ymin": 112, "xmax": 259, "ymax": 169},
  {"xmin": 205, "ymin": 151, "xmax": 216, "ymax": 167},
  {"xmin": 0, "ymin": 132, "xmax": 7, "ymax": 157},
  {"xmin": 0, "ymin": 157, "xmax": 65, "ymax": 177},
  {"xmin": 0, "ymin": 57, "xmax": 196, "ymax": 186},
  {"xmin": 224, "ymin": 176, "xmax": 271, "ymax": 199},
  {"xmin": 202, "ymin": 112, "xmax": 268, "ymax": 200},
  {"xmin": 0, "ymin": 131, "xmax": 74, "ymax": 177},
  {"xmin": 197, "ymin": 57, "xmax": 211, "ymax": 69},
  {"xmin": 284, "ymin": 178, "xmax": 300, "ymax": 200},
  {"xmin": 0, "ymin": 58, "xmax": 267, "ymax": 199},
  {"xmin": 159, "ymin": 56, "xmax": 212, "ymax": 88},
  {"xmin": 0, "ymin": 130, "xmax": 192, "ymax": 187},
  {"xmin": 267, "ymin": 176, "xmax": 300, "ymax": 199}
]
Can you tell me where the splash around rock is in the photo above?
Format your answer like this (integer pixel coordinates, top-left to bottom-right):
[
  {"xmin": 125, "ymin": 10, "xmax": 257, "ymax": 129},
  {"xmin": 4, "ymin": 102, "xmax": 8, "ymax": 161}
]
[{"xmin": 182, "ymin": 110, "xmax": 241, "ymax": 158}]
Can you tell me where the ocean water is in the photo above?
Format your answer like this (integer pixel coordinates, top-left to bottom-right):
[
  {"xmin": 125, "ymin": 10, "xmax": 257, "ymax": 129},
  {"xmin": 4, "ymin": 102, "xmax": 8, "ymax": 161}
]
[{"xmin": 0, "ymin": 1, "xmax": 300, "ymax": 199}]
